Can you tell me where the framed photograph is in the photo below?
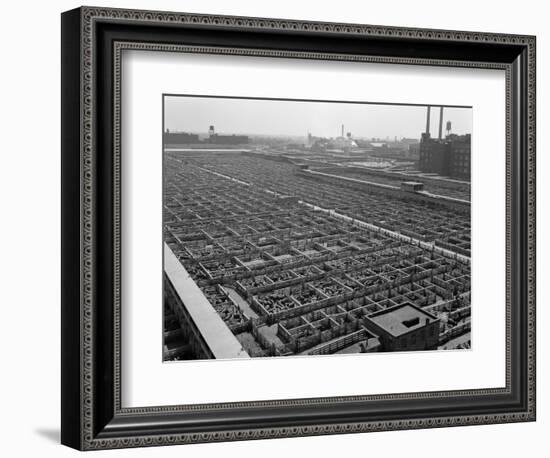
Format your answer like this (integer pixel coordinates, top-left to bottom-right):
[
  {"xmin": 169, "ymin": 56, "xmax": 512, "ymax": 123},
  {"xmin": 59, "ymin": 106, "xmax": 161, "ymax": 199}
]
[{"xmin": 61, "ymin": 6, "xmax": 536, "ymax": 450}]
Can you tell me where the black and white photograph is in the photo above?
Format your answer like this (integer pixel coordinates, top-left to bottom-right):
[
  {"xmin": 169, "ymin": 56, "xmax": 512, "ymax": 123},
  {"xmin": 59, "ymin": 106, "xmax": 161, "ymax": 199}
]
[
  {"xmin": 1, "ymin": 0, "xmax": 544, "ymax": 454},
  {"xmin": 162, "ymin": 95, "xmax": 472, "ymax": 361}
]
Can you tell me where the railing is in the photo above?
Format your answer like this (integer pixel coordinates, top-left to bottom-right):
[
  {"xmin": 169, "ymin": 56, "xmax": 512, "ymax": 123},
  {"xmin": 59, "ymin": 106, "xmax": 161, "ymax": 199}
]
[
  {"xmin": 307, "ymin": 328, "xmax": 375, "ymax": 355},
  {"xmin": 439, "ymin": 321, "xmax": 471, "ymax": 344}
]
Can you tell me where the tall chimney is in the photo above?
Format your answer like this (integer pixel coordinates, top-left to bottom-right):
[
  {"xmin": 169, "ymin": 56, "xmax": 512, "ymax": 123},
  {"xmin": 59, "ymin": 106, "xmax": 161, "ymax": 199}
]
[
  {"xmin": 425, "ymin": 106, "xmax": 431, "ymax": 135},
  {"xmin": 438, "ymin": 106, "xmax": 444, "ymax": 140},
  {"xmin": 341, "ymin": 124, "xmax": 344, "ymax": 137}
]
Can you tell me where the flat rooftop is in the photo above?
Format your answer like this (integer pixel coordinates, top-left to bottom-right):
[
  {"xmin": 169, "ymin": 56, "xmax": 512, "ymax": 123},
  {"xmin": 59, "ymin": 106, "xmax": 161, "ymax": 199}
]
[{"xmin": 367, "ymin": 303, "xmax": 438, "ymax": 337}]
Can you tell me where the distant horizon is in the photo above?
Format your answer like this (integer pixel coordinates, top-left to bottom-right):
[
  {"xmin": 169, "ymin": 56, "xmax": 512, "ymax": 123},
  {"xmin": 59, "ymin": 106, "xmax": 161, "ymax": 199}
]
[
  {"xmin": 164, "ymin": 95, "xmax": 473, "ymax": 140},
  {"xmin": 164, "ymin": 129, "xmax": 436, "ymax": 141}
]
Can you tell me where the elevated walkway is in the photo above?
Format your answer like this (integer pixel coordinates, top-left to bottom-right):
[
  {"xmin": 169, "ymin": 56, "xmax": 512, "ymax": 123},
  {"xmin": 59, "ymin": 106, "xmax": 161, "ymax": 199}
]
[{"xmin": 164, "ymin": 244, "xmax": 250, "ymax": 359}]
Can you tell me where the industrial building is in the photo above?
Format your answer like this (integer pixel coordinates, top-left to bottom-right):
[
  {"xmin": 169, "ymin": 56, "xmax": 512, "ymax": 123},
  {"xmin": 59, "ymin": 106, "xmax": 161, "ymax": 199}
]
[
  {"xmin": 208, "ymin": 125, "xmax": 249, "ymax": 145},
  {"xmin": 446, "ymin": 134, "xmax": 471, "ymax": 179},
  {"xmin": 163, "ymin": 131, "xmax": 200, "ymax": 145},
  {"xmin": 163, "ymin": 125, "xmax": 248, "ymax": 147},
  {"xmin": 162, "ymin": 148, "xmax": 471, "ymax": 360},
  {"xmin": 363, "ymin": 303, "xmax": 439, "ymax": 351},
  {"xmin": 418, "ymin": 107, "xmax": 471, "ymax": 179}
]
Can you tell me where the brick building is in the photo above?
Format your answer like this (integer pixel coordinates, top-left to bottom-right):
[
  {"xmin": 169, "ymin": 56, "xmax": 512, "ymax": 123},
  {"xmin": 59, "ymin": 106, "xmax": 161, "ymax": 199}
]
[
  {"xmin": 363, "ymin": 303, "xmax": 440, "ymax": 352},
  {"xmin": 419, "ymin": 133, "xmax": 471, "ymax": 179}
]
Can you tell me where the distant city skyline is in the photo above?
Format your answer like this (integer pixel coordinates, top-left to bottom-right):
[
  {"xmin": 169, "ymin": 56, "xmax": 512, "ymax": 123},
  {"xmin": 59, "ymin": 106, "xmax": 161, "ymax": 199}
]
[{"xmin": 164, "ymin": 95, "xmax": 472, "ymax": 140}]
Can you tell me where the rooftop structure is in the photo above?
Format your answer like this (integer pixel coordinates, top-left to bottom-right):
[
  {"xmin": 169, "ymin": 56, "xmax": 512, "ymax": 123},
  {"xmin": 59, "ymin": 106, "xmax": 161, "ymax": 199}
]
[
  {"xmin": 366, "ymin": 303, "xmax": 437, "ymax": 337},
  {"xmin": 364, "ymin": 303, "xmax": 440, "ymax": 351},
  {"xmin": 400, "ymin": 181, "xmax": 425, "ymax": 193}
]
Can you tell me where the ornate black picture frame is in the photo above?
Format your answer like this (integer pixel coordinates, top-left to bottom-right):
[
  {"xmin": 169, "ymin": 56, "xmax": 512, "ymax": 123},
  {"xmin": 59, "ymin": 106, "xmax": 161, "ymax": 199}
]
[{"xmin": 61, "ymin": 6, "xmax": 536, "ymax": 450}]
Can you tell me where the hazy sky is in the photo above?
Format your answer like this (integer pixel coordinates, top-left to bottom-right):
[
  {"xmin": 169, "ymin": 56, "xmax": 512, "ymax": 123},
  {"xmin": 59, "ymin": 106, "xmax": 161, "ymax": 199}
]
[{"xmin": 164, "ymin": 96, "xmax": 472, "ymax": 139}]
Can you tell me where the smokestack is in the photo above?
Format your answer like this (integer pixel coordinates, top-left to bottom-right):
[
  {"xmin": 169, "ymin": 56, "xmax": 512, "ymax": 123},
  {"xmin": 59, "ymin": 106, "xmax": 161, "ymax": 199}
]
[
  {"xmin": 438, "ymin": 106, "xmax": 444, "ymax": 140},
  {"xmin": 425, "ymin": 106, "xmax": 431, "ymax": 135},
  {"xmin": 341, "ymin": 124, "xmax": 344, "ymax": 137}
]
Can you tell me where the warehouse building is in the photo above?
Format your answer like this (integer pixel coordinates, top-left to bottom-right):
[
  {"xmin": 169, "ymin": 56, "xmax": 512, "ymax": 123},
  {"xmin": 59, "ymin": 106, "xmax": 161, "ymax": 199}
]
[{"xmin": 163, "ymin": 131, "xmax": 200, "ymax": 145}]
